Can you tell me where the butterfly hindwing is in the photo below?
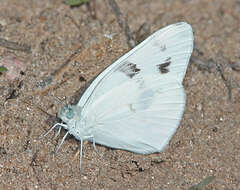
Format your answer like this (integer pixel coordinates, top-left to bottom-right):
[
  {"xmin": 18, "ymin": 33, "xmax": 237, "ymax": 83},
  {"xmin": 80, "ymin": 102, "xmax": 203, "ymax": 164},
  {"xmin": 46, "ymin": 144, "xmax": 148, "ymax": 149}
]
[{"xmin": 89, "ymin": 73, "xmax": 186, "ymax": 154}]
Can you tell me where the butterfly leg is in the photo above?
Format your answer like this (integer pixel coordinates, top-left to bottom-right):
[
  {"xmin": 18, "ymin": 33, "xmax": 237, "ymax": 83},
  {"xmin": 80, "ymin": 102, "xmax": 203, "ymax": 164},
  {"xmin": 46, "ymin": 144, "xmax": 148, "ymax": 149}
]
[
  {"xmin": 40, "ymin": 123, "xmax": 68, "ymax": 139},
  {"xmin": 80, "ymin": 138, "xmax": 83, "ymax": 173},
  {"xmin": 55, "ymin": 131, "xmax": 69, "ymax": 153},
  {"xmin": 52, "ymin": 125, "xmax": 62, "ymax": 139},
  {"xmin": 92, "ymin": 137, "xmax": 103, "ymax": 158}
]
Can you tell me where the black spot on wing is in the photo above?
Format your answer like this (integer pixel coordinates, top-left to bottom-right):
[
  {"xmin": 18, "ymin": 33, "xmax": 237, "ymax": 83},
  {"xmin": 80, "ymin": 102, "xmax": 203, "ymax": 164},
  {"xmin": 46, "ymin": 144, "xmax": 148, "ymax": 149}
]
[
  {"xmin": 157, "ymin": 57, "xmax": 171, "ymax": 74},
  {"xmin": 160, "ymin": 44, "xmax": 166, "ymax": 52},
  {"xmin": 118, "ymin": 61, "xmax": 141, "ymax": 78}
]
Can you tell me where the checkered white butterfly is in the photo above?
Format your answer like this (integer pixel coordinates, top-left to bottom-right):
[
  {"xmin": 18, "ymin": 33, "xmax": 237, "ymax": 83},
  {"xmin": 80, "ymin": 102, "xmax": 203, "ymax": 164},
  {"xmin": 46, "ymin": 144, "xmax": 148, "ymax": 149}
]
[{"xmin": 44, "ymin": 22, "xmax": 193, "ymax": 170}]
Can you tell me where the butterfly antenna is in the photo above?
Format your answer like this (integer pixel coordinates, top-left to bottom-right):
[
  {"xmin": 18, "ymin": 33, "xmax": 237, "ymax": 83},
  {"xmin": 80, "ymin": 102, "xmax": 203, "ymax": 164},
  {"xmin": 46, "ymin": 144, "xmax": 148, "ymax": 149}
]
[
  {"xmin": 49, "ymin": 93, "xmax": 68, "ymax": 107},
  {"xmin": 80, "ymin": 138, "xmax": 83, "ymax": 173},
  {"xmin": 56, "ymin": 131, "xmax": 69, "ymax": 153},
  {"xmin": 49, "ymin": 93, "xmax": 63, "ymax": 103}
]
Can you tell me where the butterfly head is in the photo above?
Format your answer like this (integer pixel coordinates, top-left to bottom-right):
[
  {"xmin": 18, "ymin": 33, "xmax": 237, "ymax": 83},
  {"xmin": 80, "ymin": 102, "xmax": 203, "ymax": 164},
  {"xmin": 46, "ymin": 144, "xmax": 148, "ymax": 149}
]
[{"xmin": 58, "ymin": 105, "xmax": 82, "ymax": 128}]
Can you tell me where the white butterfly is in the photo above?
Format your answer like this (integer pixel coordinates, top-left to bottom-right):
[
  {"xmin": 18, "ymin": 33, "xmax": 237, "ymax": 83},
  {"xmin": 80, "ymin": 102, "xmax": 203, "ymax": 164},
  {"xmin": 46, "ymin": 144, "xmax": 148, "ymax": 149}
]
[{"xmin": 44, "ymin": 22, "xmax": 194, "ymax": 169}]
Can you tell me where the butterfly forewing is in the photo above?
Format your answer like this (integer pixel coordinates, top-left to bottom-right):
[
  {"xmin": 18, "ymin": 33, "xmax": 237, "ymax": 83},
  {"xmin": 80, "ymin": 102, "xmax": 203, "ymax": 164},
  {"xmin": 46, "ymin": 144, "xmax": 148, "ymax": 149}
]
[{"xmin": 78, "ymin": 22, "xmax": 193, "ymax": 108}]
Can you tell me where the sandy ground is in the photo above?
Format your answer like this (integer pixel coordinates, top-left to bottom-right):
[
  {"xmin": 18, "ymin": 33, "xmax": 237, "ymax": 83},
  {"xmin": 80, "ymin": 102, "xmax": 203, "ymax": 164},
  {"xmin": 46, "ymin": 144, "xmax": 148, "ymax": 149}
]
[{"xmin": 0, "ymin": 0, "xmax": 240, "ymax": 189}]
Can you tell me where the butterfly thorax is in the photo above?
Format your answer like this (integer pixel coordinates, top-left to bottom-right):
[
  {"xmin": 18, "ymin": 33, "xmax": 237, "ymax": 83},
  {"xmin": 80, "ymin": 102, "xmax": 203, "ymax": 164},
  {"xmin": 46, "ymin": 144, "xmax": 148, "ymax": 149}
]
[{"xmin": 58, "ymin": 105, "xmax": 93, "ymax": 140}]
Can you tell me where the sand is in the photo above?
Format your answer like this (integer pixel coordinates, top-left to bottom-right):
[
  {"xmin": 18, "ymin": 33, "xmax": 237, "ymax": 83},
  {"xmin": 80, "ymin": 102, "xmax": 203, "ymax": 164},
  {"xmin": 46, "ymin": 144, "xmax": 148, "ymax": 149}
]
[{"xmin": 0, "ymin": 0, "xmax": 240, "ymax": 189}]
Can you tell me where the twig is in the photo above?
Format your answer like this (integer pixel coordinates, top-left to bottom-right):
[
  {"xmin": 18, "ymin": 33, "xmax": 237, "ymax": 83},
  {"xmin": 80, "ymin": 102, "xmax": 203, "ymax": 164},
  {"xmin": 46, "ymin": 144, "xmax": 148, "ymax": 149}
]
[
  {"xmin": 229, "ymin": 61, "xmax": 240, "ymax": 71},
  {"xmin": 107, "ymin": 0, "xmax": 135, "ymax": 48},
  {"xmin": 37, "ymin": 45, "xmax": 82, "ymax": 89},
  {"xmin": 226, "ymin": 77, "xmax": 233, "ymax": 102},
  {"xmin": 0, "ymin": 38, "xmax": 31, "ymax": 53},
  {"xmin": 190, "ymin": 56, "xmax": 217, "ymax": 72},
  {"xmin": 65, "ymin": 14, "xmax": 81, "ymax": 30},
  {"xmin": 134, "ymin": 23, "xmax": 151, "ymax": 44},
  {"xmin": 30, "ymin": 150, "xmax": 39, "ymax": 167},
  {"xmin": 191, "ymin": 54, "xmax": 239, "ymax": 102},
  {"xmin": 87, "ymin": 0, "xmax": 97, "ymax": 19}
]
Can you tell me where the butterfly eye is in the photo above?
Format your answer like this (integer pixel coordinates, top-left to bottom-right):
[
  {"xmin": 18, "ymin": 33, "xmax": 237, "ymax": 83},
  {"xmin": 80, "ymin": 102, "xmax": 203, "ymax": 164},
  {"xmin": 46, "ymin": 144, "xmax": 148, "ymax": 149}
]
[{"xmin": 66, "ymin": 108, "xmax": 74, "ymax": 119}]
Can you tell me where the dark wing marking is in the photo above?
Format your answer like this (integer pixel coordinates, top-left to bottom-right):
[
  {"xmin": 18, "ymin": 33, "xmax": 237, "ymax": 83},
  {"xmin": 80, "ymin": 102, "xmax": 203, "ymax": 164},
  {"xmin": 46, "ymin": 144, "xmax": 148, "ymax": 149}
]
[
  {"xmin": 118, "ymin": 61, "xmax": 141, "ymax": 78},
  {"xmin": 157, "ymin": 57, "xmax": 171, "ymax": 74}
]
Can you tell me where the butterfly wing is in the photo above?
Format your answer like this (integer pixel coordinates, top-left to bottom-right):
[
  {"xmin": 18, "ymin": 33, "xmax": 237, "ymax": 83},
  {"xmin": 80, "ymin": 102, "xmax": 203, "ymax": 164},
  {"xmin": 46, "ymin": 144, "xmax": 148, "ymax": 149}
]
[
  {"xmin": 78, "ymin": 22, "xmax": 193, "ymax": 108},
  {"xmin": 79, "ymin": 22, "xmax": 193, "ymax": 154}
]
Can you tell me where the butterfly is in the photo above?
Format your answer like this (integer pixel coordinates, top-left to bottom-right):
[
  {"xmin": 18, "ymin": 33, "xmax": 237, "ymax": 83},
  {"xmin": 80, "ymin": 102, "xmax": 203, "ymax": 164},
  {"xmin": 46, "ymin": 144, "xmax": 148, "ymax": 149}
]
[{"xmin": 44, "ymin": 22, "xmax": 194, "ymax": 169}]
